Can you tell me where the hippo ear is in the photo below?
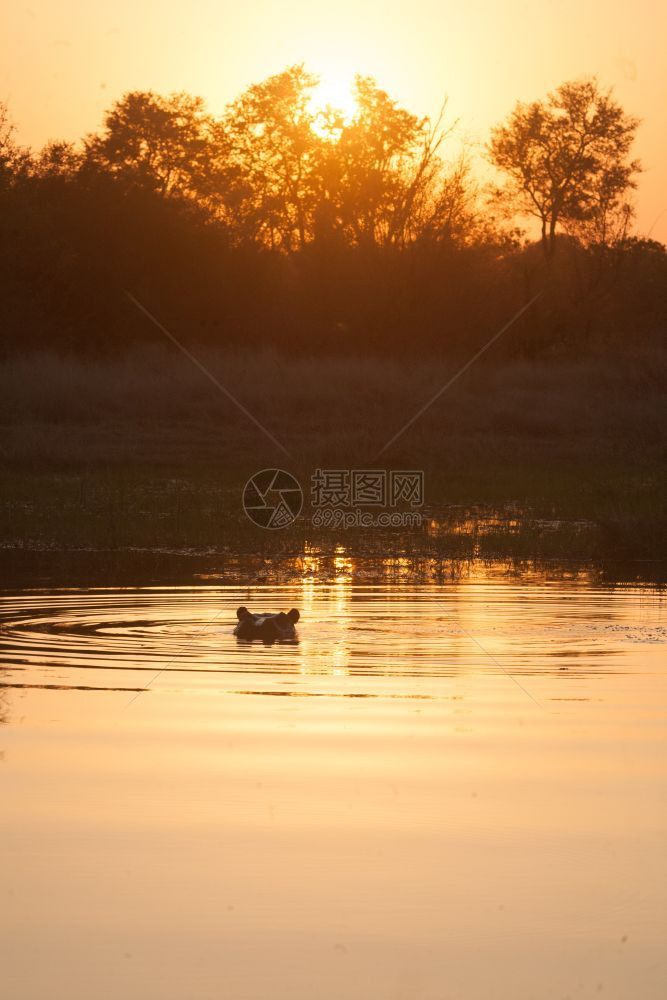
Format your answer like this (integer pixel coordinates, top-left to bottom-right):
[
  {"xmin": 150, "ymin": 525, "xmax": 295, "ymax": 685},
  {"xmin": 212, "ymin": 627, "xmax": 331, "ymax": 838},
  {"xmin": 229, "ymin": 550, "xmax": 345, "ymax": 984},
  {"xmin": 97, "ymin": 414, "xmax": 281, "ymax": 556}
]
[
  {"xmin": 287, "ymin": 608, "xmax": 300, "ymax": 624},
  {"xmin": 236, "ymin": 606, "xmax": 252, "ymax": 620}
]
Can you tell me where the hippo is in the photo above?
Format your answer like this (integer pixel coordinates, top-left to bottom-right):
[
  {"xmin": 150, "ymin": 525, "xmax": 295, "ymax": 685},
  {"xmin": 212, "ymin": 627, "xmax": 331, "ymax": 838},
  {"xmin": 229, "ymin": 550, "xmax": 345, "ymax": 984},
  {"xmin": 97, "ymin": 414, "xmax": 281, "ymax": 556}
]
[{"xmin": 234, "ymin": 606, "xmax": 300, "ymax": 643}]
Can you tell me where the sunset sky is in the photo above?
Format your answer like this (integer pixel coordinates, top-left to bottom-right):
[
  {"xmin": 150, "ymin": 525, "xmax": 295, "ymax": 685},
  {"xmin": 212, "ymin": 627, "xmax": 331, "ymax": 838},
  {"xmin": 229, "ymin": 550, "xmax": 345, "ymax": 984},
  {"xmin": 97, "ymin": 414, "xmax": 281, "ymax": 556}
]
[{"xmin": 3, "ymin": 0, "xmax": 666, "ymax": 241}]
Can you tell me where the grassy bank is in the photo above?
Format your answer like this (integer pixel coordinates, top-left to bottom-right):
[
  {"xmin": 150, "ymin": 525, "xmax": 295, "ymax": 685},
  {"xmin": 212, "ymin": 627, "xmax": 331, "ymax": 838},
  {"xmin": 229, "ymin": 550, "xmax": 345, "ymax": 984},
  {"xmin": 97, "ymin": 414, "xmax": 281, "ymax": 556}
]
[{"xmin": 1, "ymin": 347, "xmax": 665, "ymax": 562}]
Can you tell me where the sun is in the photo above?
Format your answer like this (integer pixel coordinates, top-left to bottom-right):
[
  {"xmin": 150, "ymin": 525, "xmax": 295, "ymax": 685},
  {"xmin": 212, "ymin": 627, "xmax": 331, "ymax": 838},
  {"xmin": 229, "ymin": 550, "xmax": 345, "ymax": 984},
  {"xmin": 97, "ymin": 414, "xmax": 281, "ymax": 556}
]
[
  {"xmin": 310, "ymin": 68, "xmax": 358, "ymax": 134},
  {"xmin": 314, "ymin": 74, "xmax": 357, "ymax": 118}
]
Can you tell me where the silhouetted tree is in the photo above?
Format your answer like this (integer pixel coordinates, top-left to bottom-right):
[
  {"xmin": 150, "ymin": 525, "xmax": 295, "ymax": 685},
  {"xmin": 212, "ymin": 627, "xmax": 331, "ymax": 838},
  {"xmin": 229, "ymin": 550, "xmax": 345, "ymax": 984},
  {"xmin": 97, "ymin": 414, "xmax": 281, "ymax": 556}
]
[
  {"xmin": 414, "ymin": 150, "xmax": 478, "ymax": 246},
  {"xmin": 0, "ymin": 75, "xmax": 664, "ymax": 359},
  {"xmin": 85, "ymin": 91, "xmax": 215, "ymax": 199},
  {"xmin": 316, "ymin": 77, "xmax": 456, "ymax": 248},
  {"xmin": 222, "ymin": 65, "xmax": 321, "ymax": 249},
  {"xmin": 0, "ymin": 102, "xmax": 30, "ymax": 189},
  {"xmin": 31, "ymin": 140, "xmax": 83, "ymax": 178},
  {"xmin": 489, "ymin": 79, "xmax": 640, "ymax": 258}
]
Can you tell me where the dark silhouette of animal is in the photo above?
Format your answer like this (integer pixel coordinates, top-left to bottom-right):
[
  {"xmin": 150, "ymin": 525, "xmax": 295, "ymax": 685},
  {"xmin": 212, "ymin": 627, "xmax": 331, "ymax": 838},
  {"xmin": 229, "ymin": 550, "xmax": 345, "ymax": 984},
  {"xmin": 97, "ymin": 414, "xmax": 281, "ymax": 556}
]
[{"xmin": 234, "ymin": 606, "xmax": 300, "ymax": 642}]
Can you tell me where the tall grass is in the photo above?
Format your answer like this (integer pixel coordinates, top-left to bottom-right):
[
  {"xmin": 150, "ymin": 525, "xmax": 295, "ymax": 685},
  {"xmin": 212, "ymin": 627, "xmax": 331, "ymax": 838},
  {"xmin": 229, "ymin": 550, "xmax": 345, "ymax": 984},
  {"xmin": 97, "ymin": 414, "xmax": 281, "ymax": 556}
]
[{"xmin": 1, "ymin": 345, "xmax": 665, "ymax": 469}]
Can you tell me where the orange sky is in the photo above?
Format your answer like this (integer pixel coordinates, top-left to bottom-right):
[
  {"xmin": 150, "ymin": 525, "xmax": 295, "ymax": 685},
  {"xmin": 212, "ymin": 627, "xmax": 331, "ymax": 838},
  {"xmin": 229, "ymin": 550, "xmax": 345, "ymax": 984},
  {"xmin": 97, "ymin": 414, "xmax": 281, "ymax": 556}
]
[{"xmin": 3, "ymin": 0, "xmax": 666, "ymax": 241}]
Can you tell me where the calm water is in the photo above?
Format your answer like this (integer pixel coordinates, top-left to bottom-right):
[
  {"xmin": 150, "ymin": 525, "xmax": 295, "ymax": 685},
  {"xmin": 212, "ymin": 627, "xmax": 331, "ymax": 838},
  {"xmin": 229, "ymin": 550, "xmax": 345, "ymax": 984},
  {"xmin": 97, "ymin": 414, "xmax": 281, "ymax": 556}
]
[{"xmin": 1, "ymin": 565, "xmax": 666, "ymax": 1000}]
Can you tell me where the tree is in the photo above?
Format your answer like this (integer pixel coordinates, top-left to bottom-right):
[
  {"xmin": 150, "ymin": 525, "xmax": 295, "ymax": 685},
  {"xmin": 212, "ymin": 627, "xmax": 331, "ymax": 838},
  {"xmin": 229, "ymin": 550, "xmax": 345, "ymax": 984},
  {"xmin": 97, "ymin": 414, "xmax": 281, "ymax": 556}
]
[
  {"xmin": 316, "ymin": 77, "xmax": 455, "ymax": 248},
  {"xmin": 222, "ymin": 65, "xmax": 321, "ymax": 250},
  {"xmin": 85, "ymin": 91, "xmax": 215, "ymax": 199},
  {"xmin": 31, "ymin": 141, "xmax": 83, "ymax": 179},
  {"xmin": 489, "ymin": 79, "xmax": 640, "ymax": 257},
  {"xmin": 411, "ymin": 150, "xmax": 478, "ymax": 247},
  {"xmin": 0, "ymin": 102, "xmax": 30, "ymax": 191}
]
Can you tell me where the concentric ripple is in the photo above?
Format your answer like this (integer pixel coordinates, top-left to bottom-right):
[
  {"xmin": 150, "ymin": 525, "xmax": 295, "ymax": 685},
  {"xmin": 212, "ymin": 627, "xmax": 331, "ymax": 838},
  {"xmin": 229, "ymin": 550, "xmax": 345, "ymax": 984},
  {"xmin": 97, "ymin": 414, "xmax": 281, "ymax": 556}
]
[{"xmin": 0, "ymin": 581, "xmax": 665, "ymax": 701}]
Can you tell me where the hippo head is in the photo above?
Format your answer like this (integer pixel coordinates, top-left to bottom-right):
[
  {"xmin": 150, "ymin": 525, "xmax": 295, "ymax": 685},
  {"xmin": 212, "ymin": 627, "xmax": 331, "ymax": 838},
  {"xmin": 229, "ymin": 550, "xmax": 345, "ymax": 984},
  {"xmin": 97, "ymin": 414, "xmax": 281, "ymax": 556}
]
[{"xmin": 234, "ymin": 606, "xmax": 300, "ymax": 643}]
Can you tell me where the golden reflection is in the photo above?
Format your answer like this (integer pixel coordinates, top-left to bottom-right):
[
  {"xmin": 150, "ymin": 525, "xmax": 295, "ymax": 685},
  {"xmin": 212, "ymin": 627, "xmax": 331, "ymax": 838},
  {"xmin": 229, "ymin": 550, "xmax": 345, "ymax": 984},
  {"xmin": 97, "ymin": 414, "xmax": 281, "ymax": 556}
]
[
  {"xmin": 299, "ymin": 544, "xmax": 322, "ymax": 617},
  {"xmin": 219, "ymin": 548, "xmax": 607, "ymax": 588},
  {"xmin": 331, "ymin": 644, "xmax": 349, "ymax": 676},
  {"xmin": 333, "ymin": 545, "xmax": 353, "ymax": 577},
  {"xmin": 300, "ymin": 543, "xmax": 322, "ymax": 578},
  {"xmin": 296, "ymin": 547, "xmax": 353, "ymax": 677},
  {"xmin": 382, "ymin": 556, "xmax": 416, "ymax": 581}
]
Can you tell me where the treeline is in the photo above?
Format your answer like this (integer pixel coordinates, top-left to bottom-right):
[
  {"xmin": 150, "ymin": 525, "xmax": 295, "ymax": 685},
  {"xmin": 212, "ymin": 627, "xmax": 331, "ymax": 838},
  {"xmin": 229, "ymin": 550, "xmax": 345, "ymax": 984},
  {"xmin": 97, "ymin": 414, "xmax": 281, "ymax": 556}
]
[{"xmin": 0, "ymin": 68, "xmax": 665, "ymax": 357}]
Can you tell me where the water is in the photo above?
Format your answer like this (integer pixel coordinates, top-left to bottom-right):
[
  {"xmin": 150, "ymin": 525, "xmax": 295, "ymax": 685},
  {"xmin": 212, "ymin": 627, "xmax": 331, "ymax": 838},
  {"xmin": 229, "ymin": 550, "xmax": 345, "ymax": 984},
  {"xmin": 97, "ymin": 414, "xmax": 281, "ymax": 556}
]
[{"xmin": 1, "ymin": 564, "xmax": 666, "ymax": 1000}]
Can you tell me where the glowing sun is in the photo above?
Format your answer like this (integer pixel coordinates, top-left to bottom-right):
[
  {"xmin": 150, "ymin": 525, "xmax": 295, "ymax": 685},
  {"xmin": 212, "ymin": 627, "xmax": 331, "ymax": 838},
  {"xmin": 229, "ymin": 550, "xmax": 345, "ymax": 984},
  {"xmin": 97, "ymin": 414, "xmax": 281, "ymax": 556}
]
[{"xmin": 310, "ymin": 68, "xmax": 358, "ymax": 130}]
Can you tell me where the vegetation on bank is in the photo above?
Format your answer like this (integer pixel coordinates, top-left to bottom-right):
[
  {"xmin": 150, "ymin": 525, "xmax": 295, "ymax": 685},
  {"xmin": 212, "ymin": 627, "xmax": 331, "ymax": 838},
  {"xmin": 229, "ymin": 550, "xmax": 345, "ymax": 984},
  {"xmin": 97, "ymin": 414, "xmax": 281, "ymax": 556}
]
[
  {"xmin": 2, "ymin": 462, "xmax": 665, "ymax": 587},
  {"xmin": 1, "ymin": 346, "xmax": 664, "ymax": 560}
]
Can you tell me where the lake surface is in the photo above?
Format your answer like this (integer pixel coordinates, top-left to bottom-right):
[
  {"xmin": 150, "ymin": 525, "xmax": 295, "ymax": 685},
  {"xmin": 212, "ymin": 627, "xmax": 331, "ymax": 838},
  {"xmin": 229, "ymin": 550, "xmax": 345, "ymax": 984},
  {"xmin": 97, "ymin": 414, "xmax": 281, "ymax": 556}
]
[{"xmin": 1, "ymin": 563, "xmax": 666, "ymax": 1000}]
